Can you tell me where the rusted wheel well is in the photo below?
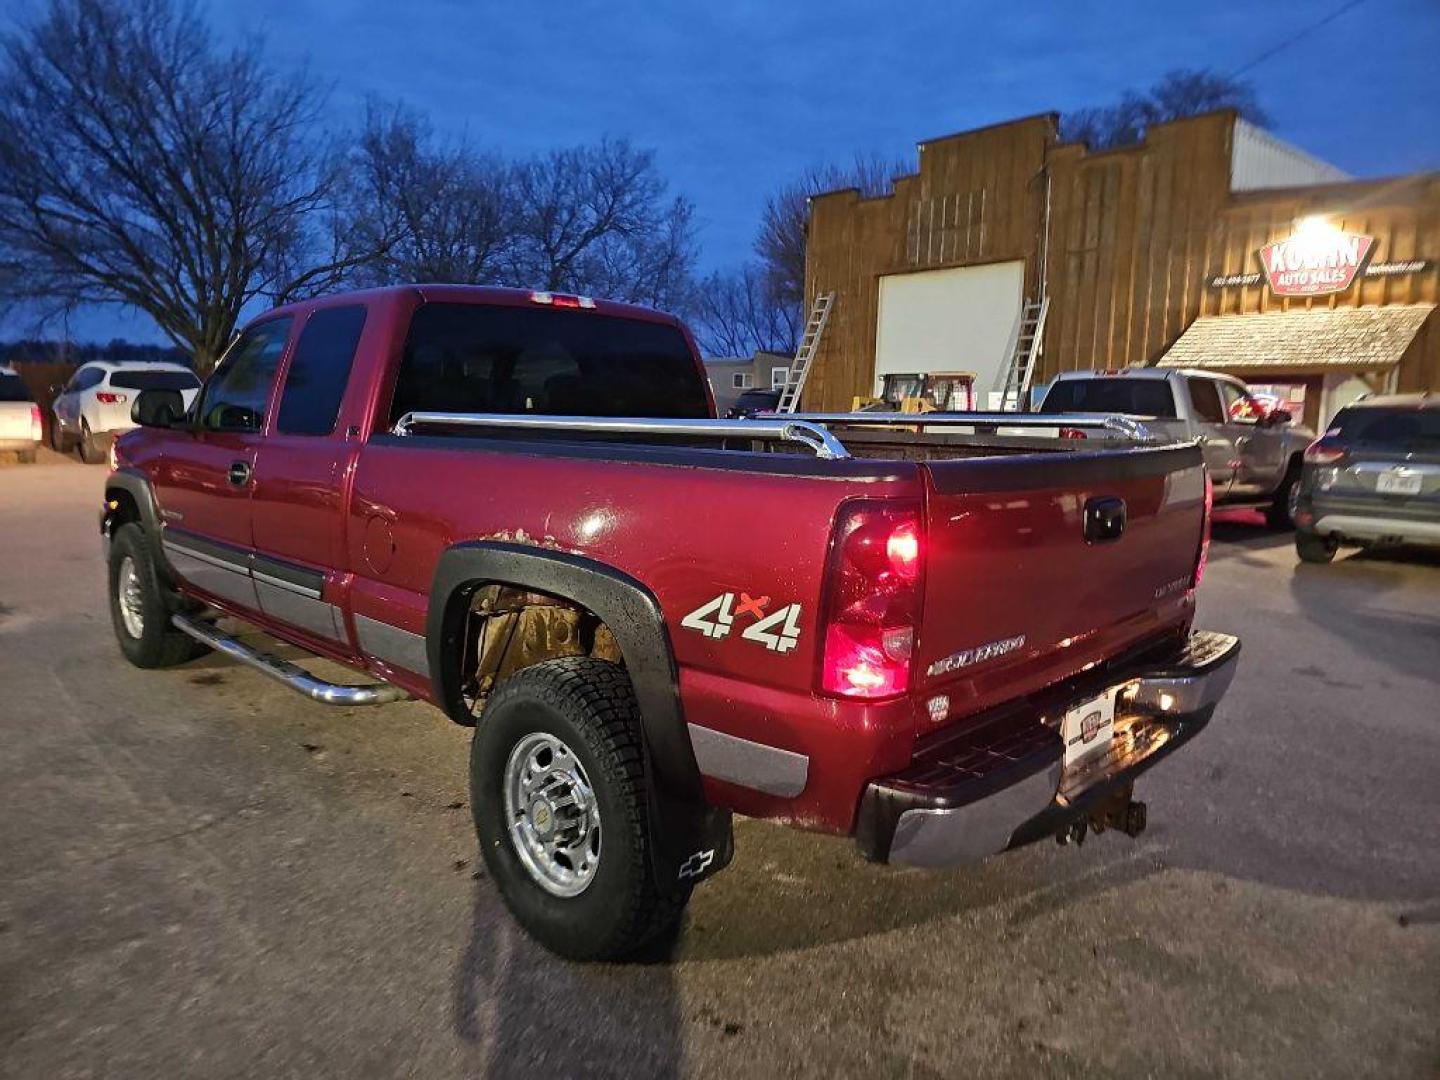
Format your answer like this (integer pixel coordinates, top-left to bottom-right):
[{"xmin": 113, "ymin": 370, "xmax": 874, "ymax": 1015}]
[{"xmin": 450, "ymin": 582, "xmax": 624, "ymax": 725}]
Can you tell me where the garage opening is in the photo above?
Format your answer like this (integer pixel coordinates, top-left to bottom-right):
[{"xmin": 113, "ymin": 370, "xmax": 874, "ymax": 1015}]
[{"xmin": 874, "ymin": 261, "xmax": 1025, "ymax": 409}]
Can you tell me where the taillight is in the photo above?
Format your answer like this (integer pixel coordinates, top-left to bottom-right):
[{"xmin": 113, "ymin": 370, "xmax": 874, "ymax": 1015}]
[
  {"xmin": 1058, "ymin": 427, "xmax": 1087, "ymax": 440},
  {"xmin": 95, "ymin": 391, "xmax": 127, "ymax": 404},
  {"xmin": 819, "ymin": 502, "xmax": 924, "ymax": 699},
  {"xmin": 1193, "ymin": 470, "xmax": 1213, "ymax": 588},
  {"xmin": 1304, "ymin": 438, "xmax": 1344, "ymax": 466},
  {"xmin": 29, "ymin": 404, "xmax": 41, "ymax": 442}
]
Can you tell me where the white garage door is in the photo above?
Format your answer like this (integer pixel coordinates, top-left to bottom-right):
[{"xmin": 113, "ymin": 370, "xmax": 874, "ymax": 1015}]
[{"xmin": 875, "ymin": 261, "xmax": 1025, "ymax": 403}]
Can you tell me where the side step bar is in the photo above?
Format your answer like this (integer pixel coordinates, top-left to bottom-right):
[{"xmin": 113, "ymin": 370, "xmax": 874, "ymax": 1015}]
[{"xmin": 172, "ymin": 614, "xmax": 408, "ymax": 707}]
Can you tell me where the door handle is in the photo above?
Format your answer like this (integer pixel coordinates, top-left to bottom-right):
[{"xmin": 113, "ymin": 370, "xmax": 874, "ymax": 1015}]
[{"xmin": 228, "ymin": 460, "xmax": 252, "ymax": 488}]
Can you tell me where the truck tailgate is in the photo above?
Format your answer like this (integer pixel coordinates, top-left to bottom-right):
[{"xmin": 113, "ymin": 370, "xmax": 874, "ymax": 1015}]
[
  {"xmin": 917, "ymin": 443, "xmax": 1206, "ymax": 718},
  {"xmin": 0, "ymin": 402, "xmax": 36, "ymax": 441}
]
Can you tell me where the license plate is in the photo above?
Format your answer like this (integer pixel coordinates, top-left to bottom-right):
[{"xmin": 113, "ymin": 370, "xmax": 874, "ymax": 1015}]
[
  {"xmin": 1376, "ymin": 469, "xmax": 1422, "ymax": 496},
  {"xmin": 1060, "ymin": 689, "xmax": 1117, "ymax": 767}
]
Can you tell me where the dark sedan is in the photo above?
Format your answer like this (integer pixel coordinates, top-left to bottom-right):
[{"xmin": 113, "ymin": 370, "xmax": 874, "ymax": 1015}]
[{"xmin": 1294, "ymin": 393, "xmax": 1440, "ymax": 563}]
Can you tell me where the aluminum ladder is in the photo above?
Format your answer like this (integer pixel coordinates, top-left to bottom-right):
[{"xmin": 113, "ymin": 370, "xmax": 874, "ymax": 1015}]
[
  {"xmin": 995, "ymin": 297, "xmax": 1050, "ymax": 411},
  {"xmin": 775, "ymin": 292, "xmax": 835, "ymax": 414}
]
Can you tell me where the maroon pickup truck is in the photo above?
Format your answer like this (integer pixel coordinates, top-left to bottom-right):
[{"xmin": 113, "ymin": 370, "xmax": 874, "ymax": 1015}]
[{"xmin": 102, "ymin": 285, "xmax": 1239, "ymax": 961}]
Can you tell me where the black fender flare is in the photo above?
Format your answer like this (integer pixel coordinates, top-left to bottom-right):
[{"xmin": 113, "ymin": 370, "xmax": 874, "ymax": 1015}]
[
  {"xmin": 426, "ymin": 540, "xmax": 732, "ymax": 890},
  {"xmin": 103, "ymin": 468, "xmax": 176, "ymax": 579}
]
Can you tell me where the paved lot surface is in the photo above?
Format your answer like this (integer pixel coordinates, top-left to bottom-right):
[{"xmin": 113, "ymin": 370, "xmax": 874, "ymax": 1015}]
[{"xmin": 1, "ymin": 461, "xmax": 1437, "ymax": 1079}]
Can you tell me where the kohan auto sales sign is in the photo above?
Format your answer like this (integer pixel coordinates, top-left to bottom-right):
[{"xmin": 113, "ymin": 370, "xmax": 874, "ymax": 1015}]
[{"xmin": 1257, "ymin": 227, "xmax": 1374, "ymax": 297}]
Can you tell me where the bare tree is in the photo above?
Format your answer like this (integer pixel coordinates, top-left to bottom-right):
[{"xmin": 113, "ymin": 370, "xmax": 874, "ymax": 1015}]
[
  {"xmin": 344, "ymin": 104, "xmax": 516, "ymax": 287},
  {"xmin": 1061, "ymin": 68, "xmax": 1269, "ymax": 151},
  {"xmin": 0, "ymin": 0, "xmax": 380, "ymax": 370},
  {"xmin": 755, "ymin": 154, "xmax": 908, "ymax": 322},
  {"xmin": 509, "ymin": 138, "xmax": 696, "ymax": 310},
  {"xmin": 688, "ymin": 265, "xmax": 800, "ymax": 359}
]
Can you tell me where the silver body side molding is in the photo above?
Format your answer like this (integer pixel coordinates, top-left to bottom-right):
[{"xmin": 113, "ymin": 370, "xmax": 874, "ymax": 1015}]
[
  {"xmin": 354, "ymin": 613, "xmax": 430, "ymax": 676},
  {"xmin": 686, "ymin": 723, "xmax": 809, "ymax": 798}
]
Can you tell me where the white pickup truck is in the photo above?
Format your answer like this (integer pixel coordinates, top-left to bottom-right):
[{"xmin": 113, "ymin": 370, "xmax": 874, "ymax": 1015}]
[
  {"xmin": 0, "ymin": 366, "xmax": 42, "ymax": 463},
  {"xmin": 1038, "ymin": 368, "xmax": 1315, "ymax": 529}
]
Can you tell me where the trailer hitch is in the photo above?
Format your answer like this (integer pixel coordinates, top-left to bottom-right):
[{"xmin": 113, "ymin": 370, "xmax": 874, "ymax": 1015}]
[{"xmin": 1056, "ymin": 783, "xmax": 1147, "ymax": 847}]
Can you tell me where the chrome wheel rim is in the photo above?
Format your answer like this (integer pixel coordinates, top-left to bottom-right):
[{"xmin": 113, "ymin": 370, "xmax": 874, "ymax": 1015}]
[
  {"xmin": 502, "ymin": 732, "xmax": 600, "ymax": 897},
  {"xmin": 1287, "ymin": 479, "xmax": 1301, "ymax": 521},
  {"xmin": 117, "ymin": 555, "xmax": 145, "ymax": 638}
]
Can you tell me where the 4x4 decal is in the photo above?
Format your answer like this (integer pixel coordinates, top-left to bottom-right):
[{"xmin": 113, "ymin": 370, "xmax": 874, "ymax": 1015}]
[{"xmin": 681, "ymin": 591, "xmax": 802, "ymax": 653}]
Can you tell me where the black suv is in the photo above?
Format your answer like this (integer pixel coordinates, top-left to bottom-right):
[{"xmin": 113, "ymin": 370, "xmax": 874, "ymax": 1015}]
[{"xmin": 1294, "ymin": 394, "xmax": 1440, "ymax": 563}]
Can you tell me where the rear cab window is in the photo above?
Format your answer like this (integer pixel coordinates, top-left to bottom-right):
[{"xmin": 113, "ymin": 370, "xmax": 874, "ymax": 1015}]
[
  {"xmin": 388, "ymin": 303, "xmax": 709, "ymax": 426},
  {"xmin": 1040, "ymin": 377, "xmax": 1177, "ymax": 418},
  {"xmin": 0, "ymin": 373, "xmax": 31, "ymax": 402}
]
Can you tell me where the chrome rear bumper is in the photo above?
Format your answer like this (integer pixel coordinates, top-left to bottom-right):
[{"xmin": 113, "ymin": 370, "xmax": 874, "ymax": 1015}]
[{"xmin": 855, "ymin": 631, "xmax": 1241, "ymax": 867}]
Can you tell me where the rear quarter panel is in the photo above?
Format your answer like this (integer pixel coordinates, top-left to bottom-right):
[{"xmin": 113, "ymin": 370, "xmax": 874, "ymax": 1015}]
[{"xmin": 346, "ymin": 439, "xmax": 926, "ymax": 826}]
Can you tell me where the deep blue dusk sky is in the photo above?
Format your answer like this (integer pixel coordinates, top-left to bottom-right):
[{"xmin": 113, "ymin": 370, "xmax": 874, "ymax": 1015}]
[{"xmin": 5, "ymin": 0, "xmax": 1438, "ymax": 345}]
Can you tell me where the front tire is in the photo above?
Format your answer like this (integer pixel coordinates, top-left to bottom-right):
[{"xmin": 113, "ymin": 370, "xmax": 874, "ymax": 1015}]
[
  {"xmin": 471, "ymin": 657, "xmax": 689, "ymax": 962},
  {"xmin": 108, "ymin": 523, "xmax": 211, "ymax": 667},
  {"xmin": 78, "ymin": 421, "xmax": 105, "ymax": 464},
  {"xmin": 1296, "ymin": 532, "xmax": 1337, "ymax": 564},
  {"xmin": 49, "ymin": 419, "xmax": 68, "ymax": 452}
]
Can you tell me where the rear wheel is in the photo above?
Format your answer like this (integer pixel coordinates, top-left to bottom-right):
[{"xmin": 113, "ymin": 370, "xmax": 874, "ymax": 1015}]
[
  {"xmin": 108, "ymin": 523, "xmax": 211, "ymax": 667},
  {"xmin": 1296, "ymin": 532, "xmax": 1337, "ymax": 564},
  {"xmin": 470, "ymin": 657, "xmax": 689, "ymax": 962},
  {"xmin": 78, "ymin": 421, "xmax": 105, "ymax": 464},
  {"xmin": 49, "ymin": 419, "xmax": 67, "ymax": 452}
]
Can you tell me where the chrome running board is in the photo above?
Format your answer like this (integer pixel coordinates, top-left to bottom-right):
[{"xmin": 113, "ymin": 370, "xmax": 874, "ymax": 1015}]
[{"xmin": 172, "ymin": 614, "xmax": 408, "ymax": 706}]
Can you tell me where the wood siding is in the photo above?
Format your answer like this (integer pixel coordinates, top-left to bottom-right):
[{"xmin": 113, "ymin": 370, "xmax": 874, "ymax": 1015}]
[{"xmin": 804, "ymin": 110, "xmax": 1440, "ymax": 408}]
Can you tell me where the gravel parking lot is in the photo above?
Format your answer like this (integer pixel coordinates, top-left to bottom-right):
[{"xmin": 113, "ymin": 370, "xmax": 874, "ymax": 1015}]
[{"xmin": 1, "ymin": 461, "xmax": 1437, "ymax": 1079}]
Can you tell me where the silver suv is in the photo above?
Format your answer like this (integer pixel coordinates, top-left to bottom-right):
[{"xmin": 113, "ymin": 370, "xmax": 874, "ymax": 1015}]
[{"xmin": 1294, "ymin": 394, "xmax": 1440, "ymax": 563}]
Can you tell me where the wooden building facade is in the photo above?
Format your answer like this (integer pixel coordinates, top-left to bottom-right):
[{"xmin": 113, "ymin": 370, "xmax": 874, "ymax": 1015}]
[{"xmin": 802, "ymin": 110, "xmax": 1439, "ymax": 424}]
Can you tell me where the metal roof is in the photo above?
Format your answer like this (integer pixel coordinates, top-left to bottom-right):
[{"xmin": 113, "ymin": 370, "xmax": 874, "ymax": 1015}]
[{"xmin": 1157, "ymin": 304, "xmax": 1435, "ymax": 373}]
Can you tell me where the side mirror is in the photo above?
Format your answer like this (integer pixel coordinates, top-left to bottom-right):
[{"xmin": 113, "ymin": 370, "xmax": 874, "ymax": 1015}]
[{"xmin": 132, "ymin": 388, "xmax": 185, "ymax": 428}]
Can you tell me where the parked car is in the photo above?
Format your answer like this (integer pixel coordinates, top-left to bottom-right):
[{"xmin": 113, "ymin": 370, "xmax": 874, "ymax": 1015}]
[
  {"xmin": 725, "ymin": 386, "xmax": 781, "ymax": 417},
  {"xmin": 1294, "ymin": 393, "xmax": 1440, "ymax": 563},
  {"xmin": 0, "ymin": 365, "xmax": 43, "ymax": 464},
  {"xmin": 1038, "ymin": 367, "xmax": 1315, "ymax": 528},
  {"xmin": 102, "ymin": 285, "xmax": 1239, "ymax": 961},
  {"xmin": 52, "ymin": 360, "xmax": 202, "ymax": 463}
]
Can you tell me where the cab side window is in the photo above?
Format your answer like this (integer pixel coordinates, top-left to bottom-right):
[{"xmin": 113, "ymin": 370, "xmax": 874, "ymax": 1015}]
[
  {"xmin": 276, "ymin": 305, "xmax": 368, "ymax": 436},
  {"xmin": 1219, "ymin": 382, "xmax": 1262, "ymax": 425},
  {"xmin": 198, "ymin": 319, "xmax": 293, "ymax": 432},
  {"xmin": 1186, "ymin": 378, "xmax": 1226, "ymax": 424}
]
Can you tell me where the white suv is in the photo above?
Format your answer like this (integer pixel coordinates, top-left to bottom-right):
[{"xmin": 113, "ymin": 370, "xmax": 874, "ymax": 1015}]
[{"xmin": 51, "ymin": 361, "xmax": 202, "ymax": 462}]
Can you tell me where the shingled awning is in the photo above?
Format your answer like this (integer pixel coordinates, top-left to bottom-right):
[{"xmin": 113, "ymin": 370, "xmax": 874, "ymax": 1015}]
[{"xmin": 1157, "ymin": 304, "xmax": 1435, "ymax": 373}]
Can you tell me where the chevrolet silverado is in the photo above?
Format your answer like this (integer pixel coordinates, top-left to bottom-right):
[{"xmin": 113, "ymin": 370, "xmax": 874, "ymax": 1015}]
[{"xmin": 102, "ymin": 285, "xmax": 1240, "ymax": 960}]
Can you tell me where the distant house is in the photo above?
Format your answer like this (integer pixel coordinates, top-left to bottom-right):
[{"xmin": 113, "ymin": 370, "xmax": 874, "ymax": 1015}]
[{"xmin": 702, "ymin": 351, "xmax": 793, "ymax": 413}]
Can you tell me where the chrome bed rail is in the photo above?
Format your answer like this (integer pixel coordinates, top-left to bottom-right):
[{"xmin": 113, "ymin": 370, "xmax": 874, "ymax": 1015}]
[
  {"xmin": 772, "ymin": 412, "xmax": 1156, "ymax": 441},
  {"xmin": 391, "ymin": 411, "xmax": 853, "ymax": 460}
]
